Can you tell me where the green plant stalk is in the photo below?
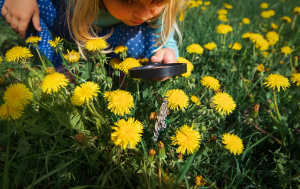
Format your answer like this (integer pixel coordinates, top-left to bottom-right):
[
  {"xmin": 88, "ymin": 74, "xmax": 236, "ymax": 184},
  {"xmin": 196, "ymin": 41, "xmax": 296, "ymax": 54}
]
[
  {"xmin": 36, "ymin": 48, "xmax": 47, "ymax": 70},
  {"xmin": 291, "ymin": 14, "xmax": 297, "ymax": 30},
  {"xmin": 253, "ymin": 45, "xmax": 256, "ymax": 60},
  {"xmin": 119, "ymin": 75, "xmax": 126, "ymax": 89},
  {"xmin": 290, "ymin": 56, "xmax": 294, "ymax": 73},
  {"xmin": 278, "ymin": 23, "xmax": 284, "ymax": 36},
  {"xmin": 26, "ymin": 66, "xmax": 44, "ymax": 80},
  {"xmin": 136, "ymin": 81, "xmax": 140, "ymax": 101},
  {"xmin": 189, "ymin": 89, "xmax": 207, "ymax": 112},
  {"xmin": 90, "ymin": 102, "xmax": 106, "ymax": 125},
  {"xmin": 3, "ymin": 116, "xmax": 10, "ymax": 189},
  {"xmin": 97, "ymin": 54, "xmax": 106, "ymax": 75}
]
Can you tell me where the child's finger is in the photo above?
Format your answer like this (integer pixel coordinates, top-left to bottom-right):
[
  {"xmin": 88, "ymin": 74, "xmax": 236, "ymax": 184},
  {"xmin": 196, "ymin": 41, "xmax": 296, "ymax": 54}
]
[
  {"xmin": 32, "ymin": 9, "xmax": 41, "ymax": 31},
  {"xmin": 1, "ymin": 6, "xmax": 8, "ymax": 18},
  {"xmin": 5, "ymin": 13, "xmax": 12, "ymax": 24},
  {"xmin": 150, "ymin": 55, "xmax": 163, "ymax": 63},
  {"xmin": 19, "ymin": 20, "xmax": 29, "ymax": 39},
  {"xmin": 161, "ymin": 50, "xmax": 176, "ymax": 64},
  {"xmin": 10, "ymin": 17, "xmax": 20, "ymax": 33}
]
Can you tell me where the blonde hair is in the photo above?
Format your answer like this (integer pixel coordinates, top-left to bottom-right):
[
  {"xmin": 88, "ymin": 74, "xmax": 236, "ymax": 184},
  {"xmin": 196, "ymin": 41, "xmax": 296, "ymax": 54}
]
[{"xmin": 66, "ymin": 0, "xmax": 184, "ymax": 57}]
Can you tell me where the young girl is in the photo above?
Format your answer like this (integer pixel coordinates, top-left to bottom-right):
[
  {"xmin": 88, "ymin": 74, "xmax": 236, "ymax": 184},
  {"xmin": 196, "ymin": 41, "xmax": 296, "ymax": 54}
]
[{"xmin": 1, "ymin": 0, "xmax": 183, "ymax": 80}]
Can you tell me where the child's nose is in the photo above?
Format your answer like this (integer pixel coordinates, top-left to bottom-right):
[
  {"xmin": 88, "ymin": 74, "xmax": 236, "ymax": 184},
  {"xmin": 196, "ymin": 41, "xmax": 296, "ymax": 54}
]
[{"xmin": 133, "ymin": 5, "xmax": 156, "ymax": 21}]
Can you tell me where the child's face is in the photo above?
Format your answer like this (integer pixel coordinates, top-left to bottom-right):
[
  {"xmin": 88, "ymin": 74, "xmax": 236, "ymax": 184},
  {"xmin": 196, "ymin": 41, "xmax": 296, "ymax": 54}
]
[{"xmin": 103, "ymin": 0, "xmax": 165, "ymax": 26}]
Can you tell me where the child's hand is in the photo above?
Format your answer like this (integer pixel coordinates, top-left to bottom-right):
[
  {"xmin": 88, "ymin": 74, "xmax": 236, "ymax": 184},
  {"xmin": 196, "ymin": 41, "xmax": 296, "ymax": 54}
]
[
  {"xmin": 1, "ymin": 0, "xmax": 41, "ymax": 39},
  {"xmin": 150, "ymin": 48, "xmax": 177, "ymax": 81}
]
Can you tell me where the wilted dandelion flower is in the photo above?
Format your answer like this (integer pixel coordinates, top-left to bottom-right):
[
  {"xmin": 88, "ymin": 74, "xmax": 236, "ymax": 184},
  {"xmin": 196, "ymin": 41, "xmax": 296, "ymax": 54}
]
[
  {"xmin": 271, "ymin": 23, "xmax": 279, "ymax": 29},
  {"xmin": 109, "ymin": 58, "xmax": 122, "ymax": 70},
  {"xmin": 114, "ymin": 45, "xmax": 128, "ymax": 54},
  {"xmin": 191, "ymin": 95, "xmax": 201, "ymax": 106},
  {"xmin": 25, "ymin": 36, "xmax": 42, "ymax": 44},
  {"xmin": 204, "ymin": 42, "xmax": 217, "ymax": 50},
  {"xmin": 212, "ymin": 92, "xmax": 236, "ymax": 115},
  {"xmin": 201, "ymin": 76, "xmax": 220, "ymax": 90},
  {"xmin": 5, "ymin": 46, "xmax": 33, "ymax": 62},
  {"xmin": 64, "ymin": 50, "xmax": 80, "ymax": 63},
  {"xmin": 0, "ymin": 104, "xmax": 24, "ymax": 120},
  {"xmin": 281, "ymin": 46, "xmax": 292, "ymax": 55},
  {"xmin": 72, "ymin": 82, "xmax": 100, "ymax": 106},
  {"xmin": 165, "ymin": 89, "xmax": 189, "ymax": 110},
  {"xmin": 217, "ymin": 9, "xmax": 228, "ymax": 15},
  {"xmin": 222, "ymin": 133, "xmax": 244, "ymax": 155},
  {"xmin": 177, "ymin": 57, "xmax": 194, "ymax": 78},
  {"xmin": 218, "ymin": 14, "xmax": 228, "ymax": 22},
  {"xmin": 257, "ymin": 64, "xmax": 265, "ymax": 72},
  {"xmin": 242, "ymin": 18, "xmax": 250, "ymax": 24},
  {"xmin": 281, "ymin": 16, "xmax": 291, "ymax": 23},
  {"xmin": 216, "ymin": 24, "xmax": 233, "ymax": 34},
  {"xmin": 260, "ymin": 2, "xmax": 268, "ymax": 9},
  {"xmin": 266, "ymin": 31, "xmax": 279, "ymax": 46},
  {"xmin": 119, "ymin": 57, "xmax": 141, "ymax": 75},
  {"xmin": 291, "ymin": 73, "xmax": 300, "ymax": 86},
  {"xmin": 171, "ymin": 125, "xmax": 201, "ymax": 155},
  {"xmin": 293, "ymin": 7, "xmax": 300, "ymax": 15},
  {"xmin": 186, "ymin": 44, "xmax": 204, "ymax": 54},
  {"xmin": 263, "ymin": 74, "xmax": 290, "ymax": 92},
  {"xmin": 107, "ymin": 89, "xmax": 134, "ymax": 116},
  {"xmin": 4, "ymin": 83, "xmax": 33, "ymax": 108},
  {"xmin": 228, "ymin": 42, "xmax": 242, "ymax": 50},
  {"xmin": 48, "ymin": 37, "xmax": 63, "ymax": 48},
  {"xmin": 86, "ymin": 38, "xmax": 108, "ymax": 52},
  {"xmin": 42, "ymin": 72, "xmax": 69, "ymax": 94},
  {"xmin": 111, "ymin": 118, "xmax": 143, "ymax": 149},
  {"xmin": 45, "ymin": 67, "xmax": 55, "ymax": 74},
  {"xmin": 204, "ymin": 1, "xmax": 210, "ymax": 5},
  {"xmin": 194, "ymin": 175, "xmax": 205, "ymax": 187}
]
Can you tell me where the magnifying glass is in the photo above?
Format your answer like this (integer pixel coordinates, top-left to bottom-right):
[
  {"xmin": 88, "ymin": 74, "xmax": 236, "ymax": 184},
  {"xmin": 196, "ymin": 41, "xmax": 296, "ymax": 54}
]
[{"xmin": 128, "ymin": 62, "xmax": 187, "ymax": 78}]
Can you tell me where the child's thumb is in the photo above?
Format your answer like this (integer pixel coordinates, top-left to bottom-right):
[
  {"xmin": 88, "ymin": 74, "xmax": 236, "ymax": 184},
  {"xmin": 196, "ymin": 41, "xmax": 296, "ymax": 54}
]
[
  {"xmin": 150, "ymin": 55, "xmax": 163, "ymax": 63},
  {"xmin": 32, "ymin": 9, "xmax": 41, "ymax": 32}
]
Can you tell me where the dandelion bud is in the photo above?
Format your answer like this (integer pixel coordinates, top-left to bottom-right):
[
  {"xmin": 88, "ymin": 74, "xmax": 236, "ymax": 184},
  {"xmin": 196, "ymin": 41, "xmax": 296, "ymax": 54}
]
[
  {"xmin": 191, "ymin": 78, "xmax": 196, "ymax": 83},
  {"xmin": 162, "ymin": 173, "xmax": 173, "ymax": 188},
  {"xmin": 100, "ymin": 53, "xmax": 106, "ymax": 59},
  {"xmin": 33, "ymin": 67, "xmax": 38, "ymax": 70},
  {"xmin": 200, "ymin": 126, "xmax": 207, "ymax": 132},
  {"xmin": 266, "ymin": 99, "xmax": 275, "ymax": 109},
  {"xmin": 272, "ymin": 49, "xmax": 276, "ymax": 53},
  {"xmin": 209, "ymin": 102, "xmax": 215, "ymax": 109},
  {"xmin": 279, "ymin": 61, "xmax": 284, "ymax": 64},
  {"xmin": 75, "ymin": 133, "xmax": 85, "ymax": 143},
  {"xmin": 294, "ymin": 56, "xmax": 299, "ymax": 61},
  {"xmin": 250, "ymin": 103, "xmax": 260, "ymax": 118},
  {"xmin": 210, "ymin": 135, "xmax": 217, "ymax": 142},
  {"xmin": 45, "ymin": 67, "xmax": 55, "ymax": 74},
  {"xmin": 157, "ymin": 141, "xmax": 166, "ymax": 159},
  {"xmin": 149, "ymin": 112, "xmax": 157, "ymax": 121},
  {"xmin": 148, "ymin": 149, "xmax": 156, "ymax": 161},
  {"xmin": 294, "ymin": 56, "xmax": 299, "ymax": 67},
  {"xmin": 8, "ymin": 68, "xmax": 14, "ymax": 73},
  {"xmin": 176, "ymin": 153, "xmax": 183, "ymax": 161},
  {"xmin": 4, "ymin": 73, "xmax": 9, "ymax": 79}
]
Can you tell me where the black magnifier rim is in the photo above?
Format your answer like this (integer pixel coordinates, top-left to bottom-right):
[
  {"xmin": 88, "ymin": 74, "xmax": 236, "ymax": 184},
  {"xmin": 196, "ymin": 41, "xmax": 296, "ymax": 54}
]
[{"xmin": 128, "ymin": 63, "xmax": 187, "ymax": 78}]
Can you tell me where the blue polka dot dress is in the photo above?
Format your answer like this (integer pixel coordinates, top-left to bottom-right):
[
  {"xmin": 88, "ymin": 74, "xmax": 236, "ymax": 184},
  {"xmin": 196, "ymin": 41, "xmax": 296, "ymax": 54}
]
[{"xmin": 0, "ymin": 0, "xmax": 156, "ymax": 67}]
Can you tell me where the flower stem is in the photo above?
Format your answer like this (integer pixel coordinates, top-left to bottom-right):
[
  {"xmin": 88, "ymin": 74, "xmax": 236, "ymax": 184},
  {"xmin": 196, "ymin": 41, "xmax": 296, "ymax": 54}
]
[
  {"xmin": 3, "ymin": 114, "xmax": 10, "ymax": 189},
  {"xmin": 291, "ymin": 15, "xmax": 297, "ymax": 30},
  {"xmin": 119, "ymin": 75, "xmax": 126, "ymax": 89},
  {"xmin": 36, "ymin": 48, "xmax": 47, "ymax": 70},
  {"xmin": 189, "ymin": 89, "xmax": 207, "ymax": 112},
  {"xmin": 290, "ymin": 55, "xmax": 294, "ymax": 73},
  {"xmin": 27, "ymin": 66, "xmax": 44, "ymax": 80}
]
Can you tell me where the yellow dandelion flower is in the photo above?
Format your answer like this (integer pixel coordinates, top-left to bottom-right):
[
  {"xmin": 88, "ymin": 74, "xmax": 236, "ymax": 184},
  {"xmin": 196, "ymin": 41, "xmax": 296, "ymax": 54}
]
[
  {"xmin": 171, "ymin": 125, "xmax": 201, "ymax": 155},
  {"xmin": 64, "ymin": 50, "xmax": 80, "ymax": 63},
  {"xmin": 178, "ymin": 11, "xmax": 185, "ymax": 22},
  {"xmin": 114, "ymin": 45, "xmax": 128, "ymax": 54},
  {"xmin": 103, "ymin": 91, "xmax": 113, "ymax": 100},
  {"xmin": 216, "ymin": 24, "xmax": 233, "ymax": 34},
  {"xmin": 191, "ymin": 95, "xmax": 201, "ymax": 106},
  {"xmin": 266, "ymin": 31, "xmax": 279, "ymax": 46},
  {"xmin": 201, "ymin": 6, "xmax": 206, "ymax": 11},
  {"xmin": 242, "ymin": 32, "xmax": 252, "ymax": 39},
  {"xmin": 281, "ymin": 16, "xmax": 291, "ymax": 23},
  {"xmin": 255, "ymin": 38, "xmax": 269, "ymax": 51},
  {"xmin": 281, "ymin": 46, "xmax": 292, "ymax": 55},
  {"xmin": 45, "ymin": 67, "xmax": 55, "ymax": 74},
  {"xmin": 0, "ymin": 56, "xmax": 3, "ymax": 63},
  {"xmin": 242, "ymin": 18, "xmax": 250, "ymax": 24},
  {"xmin": 177, "ymin": 57, "xmax": 194, "ymax": 78},
  {"xmin": 0, "ymin": 104, "xmax": 24, "ymax": 120},
  {"xmin": 4, "ymin": 83, "xmax": 33, "ymax": 108},
  {"xmin": 204, "ymin": 1, "xmax": 210, "ymax": 6},
  {"xmin": 139, "ymin": 58, "xmax": 150, "ymax": 64},
  {"xmin": 25, "ymin": 36, "xmax": 42, "ymax": 44},
  {"xmin": 71, "ymin": 82, "xmax": 100, "ymax": 106},
  {"xmin": 197, "ymin": 1, "xmax": 203, "ymax": 6},
  {"xmin": 48, "ymin": 37, "xmax": 63, "ymax": 48},
  {"xmin": 291, "ymin": 73, "xmax": 300, "ymax": 86},
  {"xmin": 5, "ymin": 46, "xmax": 33, "ymax": 62},
  {"xmin": 86, "ymin": 38, "xmax": 108, "ymax": 52},
  {"xmin": 165, "ymin": 89, "xmax": 189, "ymax": 110},
  {"xmin": 212, "ymin": 92, "xmax": 236, "ymax": 115},
  {"xmin": 279, "ymin": 61, "xmax": 284, "ymax": 64},
  {"xmin": 257, "ymin": 64, "xmax": 265, "ymax": 72},
  {"xmin": 268, "ymin": 10, "xmax": 275, "ymax": 16},
  {"xmin": 217, "ymin": 9, "xmax": 228, "ymax": 15},
  {"xmin": 194, "ymin": 175, "xmax": 205, "ymax": 187},
  {"xmin": 218, "ymin": 14, "xmax": 228, "ymax": 22},
  {"xmin": 107, "ymin": 89, "xmax": 134, "ymax": 116},
  {"xmin": 293, "ymin": 7, "xmax": 300, "ymax": 15},
  {"xmin": 263, "ymin": 51, "xmax": 269, "ymax": 58},
  {"xmin": 111, "ymin": 118, "xmax": 143, "ymax": 149},
  {"xmin": 109, "ymin": 58, "xmax": 122, "ymax": 70},
  {"xmin": 260, "ymin": 2, "xmax": 268, "ymax": 9},
  {"xmin": 222, "ymin": 133, "xmax": 244, "ymax": 155},
  {"xmin": 204, "ymin": 42, "xmax": 217, "ymax": 51},
  {"xmin": 186, "ymin": 44, "xmax": 204, "ymax": 54},
  {"xmin": 188, "ymin": 0, "xmax": 198, "ymax": 8},
  {"xmin": 42, "ymin": 72, "xmax": 69, "ymax": 94},
  {"xmin": 201, "ymin": 76, "xmax": 220, "ymax": 90},
  {"xmin": 119, "ymin": 57, "xmax": 141, "ymax": 75},
  {"xmin": 260, "ymin": 11, "xmax": 271, "ymax": 18},
  {"xmin": 263, "ymin": 74, "xmax": 290, "ymax": 92},
  {"xmin": 223, "ymin": 3, "xmax": 233, "ymax": 9},
  {"xmin": 228, "ymin": 42, "xmax": 242, "ymax": 50},
  {"xmin": 271, "ymin": 23, "xmax": 279, "ymax": 29}
]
